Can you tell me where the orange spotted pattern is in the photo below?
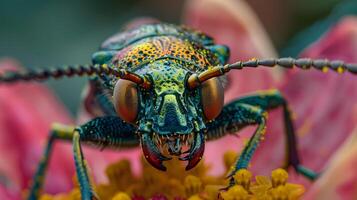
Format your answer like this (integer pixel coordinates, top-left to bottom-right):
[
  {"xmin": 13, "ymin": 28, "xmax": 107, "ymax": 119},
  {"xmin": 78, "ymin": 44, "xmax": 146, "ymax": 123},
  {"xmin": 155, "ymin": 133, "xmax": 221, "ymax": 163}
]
[{"xmin": 112, "ymin": 36, "xmax": 220, "ymax": 72}]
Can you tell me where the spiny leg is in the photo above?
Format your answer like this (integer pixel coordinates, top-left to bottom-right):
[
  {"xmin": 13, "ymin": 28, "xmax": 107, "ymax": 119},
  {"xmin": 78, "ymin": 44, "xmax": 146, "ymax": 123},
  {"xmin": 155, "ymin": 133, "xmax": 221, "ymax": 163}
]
[
  {"xmin": 206, "ymin": 103, "xmax": 267, "ymax": 186},
  {"xmin": 206, "ymin": 90, "xmax": 318, "ymax": 181},
  {"xmin": 73, "ymin": 116, "xmax": 138, "ymax": 200},
  {"xmin": 233, "ymin": 117, "xmax": 266, "ymax": 172},
  {"xmin": 72, "ymin": 131, "xmax": 96, "ymax": 200},
  {"xmin": 232, "ymin": 89, "xmax": 318, "ymax": 180},
  {"xmin": 233, "ymin": 90, "xmax": 298, "ymax": 167},
  {"xmin": 28, "ymin": 123, "xmax": 74, "ymax": 200},
  {"xmin": 28, "ymin": 116, "xmax": 138, "ymax": 200}
]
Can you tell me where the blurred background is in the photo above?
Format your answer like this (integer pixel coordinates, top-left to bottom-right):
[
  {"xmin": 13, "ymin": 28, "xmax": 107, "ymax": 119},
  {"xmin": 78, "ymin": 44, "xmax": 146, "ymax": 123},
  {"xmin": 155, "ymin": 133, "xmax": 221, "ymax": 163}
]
[{"xmin": 0, "ymin": 0, "xmax": 355, "ymax": 115}]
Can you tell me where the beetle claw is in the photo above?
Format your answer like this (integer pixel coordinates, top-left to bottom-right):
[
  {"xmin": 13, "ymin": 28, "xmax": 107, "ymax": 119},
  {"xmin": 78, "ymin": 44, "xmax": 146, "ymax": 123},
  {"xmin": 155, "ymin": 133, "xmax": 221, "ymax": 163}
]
[
  {"xmin": 182, "ymin": 132, "xmax": 205, "ymax": 170},
  {"xmin": 140, "ymin": 133, "xmax": 171, "ymax": 171}
]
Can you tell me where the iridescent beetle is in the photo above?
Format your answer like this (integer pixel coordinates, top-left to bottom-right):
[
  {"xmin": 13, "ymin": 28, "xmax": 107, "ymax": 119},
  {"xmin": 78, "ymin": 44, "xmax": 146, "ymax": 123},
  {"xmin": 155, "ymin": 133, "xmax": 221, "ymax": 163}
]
[{"xmin": 0, "ymin": 23, "xmax": 356, "ymax": 200}]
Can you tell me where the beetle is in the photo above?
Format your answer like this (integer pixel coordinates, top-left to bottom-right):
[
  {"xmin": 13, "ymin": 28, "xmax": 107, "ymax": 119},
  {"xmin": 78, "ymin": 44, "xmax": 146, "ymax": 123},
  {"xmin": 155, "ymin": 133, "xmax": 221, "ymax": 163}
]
[{"xmin": 0, "ymin": 22, "xmax": 356, "ymax": 200}]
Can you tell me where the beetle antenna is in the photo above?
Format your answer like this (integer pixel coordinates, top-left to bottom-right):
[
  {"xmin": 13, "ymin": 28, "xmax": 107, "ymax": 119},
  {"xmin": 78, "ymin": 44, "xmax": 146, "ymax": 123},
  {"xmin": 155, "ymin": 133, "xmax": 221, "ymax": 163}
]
[
  {"xmin": 0, "ymin": 64, "xmax": 151, "ymax": 89},
  {"xmin": 228, "ymin": 57, "xmax": 357, "ymax": 73},
  {"xmin": 187, "ymin": 57, "xmax": 357, "ymax": 89}
]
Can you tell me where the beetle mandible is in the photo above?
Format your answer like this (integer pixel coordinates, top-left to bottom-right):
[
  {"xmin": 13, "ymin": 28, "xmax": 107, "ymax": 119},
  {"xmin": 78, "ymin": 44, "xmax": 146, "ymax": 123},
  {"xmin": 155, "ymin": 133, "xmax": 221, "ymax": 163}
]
[{"xmin": 0, "ymin": 22, "xmax": 356, "ymax": 200}]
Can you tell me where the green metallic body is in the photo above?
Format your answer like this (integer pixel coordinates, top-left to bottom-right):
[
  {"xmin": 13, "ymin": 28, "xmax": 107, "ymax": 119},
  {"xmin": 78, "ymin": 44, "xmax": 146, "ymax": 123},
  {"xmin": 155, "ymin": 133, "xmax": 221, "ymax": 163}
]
[{"xmin": 26, "ymin": 23, "xmax": 317, "ymax": 200}]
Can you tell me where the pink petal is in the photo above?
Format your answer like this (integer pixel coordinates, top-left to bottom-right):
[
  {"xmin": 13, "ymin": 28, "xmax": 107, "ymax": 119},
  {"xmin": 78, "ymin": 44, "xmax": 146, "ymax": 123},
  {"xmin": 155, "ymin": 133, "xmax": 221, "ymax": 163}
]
[
  {"xmin": 183, "ymin": 0, "xmax": 277, "ymax": 61},
  {"xmin": 0, "ymin": 184, "xmax": 19, "ymax": 200},
  {"xmin": 183, "ymin": 0, "xmax": 280, "ymax": 98},
  {"xmin": 0, "ymin": 59, "xmax": 143, "ymax": 198},
  {"xmin": 304, "ymin": 128, "xmax": 357, "ymax": 200},
  {"xmin": 183, "ymin": 0, "xmax": 279, "ymax": 175},
  {"xmin": 0, "ymin": 59, "xmax": 74, "ymax": 196},
  {"xmin": 250, "ymin": 16, "xmax": 357, "ymax": 190}
]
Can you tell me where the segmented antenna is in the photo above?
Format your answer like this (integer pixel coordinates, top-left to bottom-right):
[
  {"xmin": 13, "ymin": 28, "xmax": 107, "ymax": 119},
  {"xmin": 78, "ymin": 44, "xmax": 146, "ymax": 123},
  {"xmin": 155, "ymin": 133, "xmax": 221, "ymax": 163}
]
[
  {"xmin": 0, "ymin": 64, "xmax": 151, "ymax": 89},
  {"xmin": 229, "ymin": 58, "xmax": 357, "ymax": 74},
  {"xmin": 187, "ymin": 57, "xmax": 357, "ymax": 89}
]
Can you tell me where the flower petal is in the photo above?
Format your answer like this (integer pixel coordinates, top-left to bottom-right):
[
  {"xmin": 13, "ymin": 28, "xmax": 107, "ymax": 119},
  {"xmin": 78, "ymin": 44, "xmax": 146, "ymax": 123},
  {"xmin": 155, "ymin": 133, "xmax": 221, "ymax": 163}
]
[
  {"xmin": 183, "ymin": 0, "xmax": 280, "ymax": 176},
  {"xmin": 0, "ymin": 59, "xmax": 144, "ymax": 198},
  {"xmin": 0, "ymin": 59, "xmax": 74, "ymax": 196},
  {"xmin": 304, "ymin": 128, "xmax": 357, "ymax": 200},
  {"xmin": 0, "ymin": 184, "xmax": 19, "ymax": 200},
  {"xmin": 183, "ymin": 0, "xmax": 281, "ymax": 98},
  {"xmin": 250, "ymin": 16, "xmax": 357, "ymax": 186}
]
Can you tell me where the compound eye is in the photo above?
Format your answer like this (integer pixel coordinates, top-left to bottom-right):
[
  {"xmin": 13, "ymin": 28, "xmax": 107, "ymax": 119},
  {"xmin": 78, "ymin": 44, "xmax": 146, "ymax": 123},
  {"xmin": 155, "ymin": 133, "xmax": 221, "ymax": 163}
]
[
  {"xmin": 201, "ymin": 78, "xmax": 224, "ymax": 120},
  {"xmin": 113, "ymin": 79, "xmax": 139, "ymax": 124}
]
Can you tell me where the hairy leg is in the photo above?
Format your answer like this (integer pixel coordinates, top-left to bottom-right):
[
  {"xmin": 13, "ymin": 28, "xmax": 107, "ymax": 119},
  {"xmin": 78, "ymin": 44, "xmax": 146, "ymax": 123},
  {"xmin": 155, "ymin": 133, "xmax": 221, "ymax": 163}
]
[
  {"xmin": 27, "ymin": 123, "xmax": 74, "ymax": 200},
  {"xmin": 231, "ymin": 89, "xmax": 318, "ymax": 180},
  {"xmin": 207, "ymin": 103, "xmax": 267, "ymax": 183},
  {"xmin": 206, "ymin": 90, "xmax": 318, "ymax": 182},
  {"xmin": 72, "ymin": 131, "xmax": 96, "ymax": 200},
  {"xmin": 72, "ymin": 116, "xmax": 138, "ymax": 199},
  {"xmin": 28, "ymin": 116, "xmax": 138, "ymax": 200}
]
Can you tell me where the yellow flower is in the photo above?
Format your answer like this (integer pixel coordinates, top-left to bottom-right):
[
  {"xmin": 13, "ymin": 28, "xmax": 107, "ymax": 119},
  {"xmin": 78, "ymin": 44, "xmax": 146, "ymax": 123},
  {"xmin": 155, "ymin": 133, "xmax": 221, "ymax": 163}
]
[
  {"xmin": 233, "ymin": 169, "xmax": 252, "ymax": 191},
  {"xmin": 220, "ymin": 185, "xmax": 252, "ymax": 200},
  {"xmin": 185, "ymin": 175, "xmax": 203, "ymax": 196},
  {"xmin": 250, "ymin": 169, "xmax": 305, "ymax": 200},
  {"xmin": 41, "ymin": 152, "xmax": 304, "ymax": 200},
  {"xmin": 188, "ymin": 194, "xmax": 204, "ymax": 200},
  {"xmin": 112, "ymin": 193, "xmax": 131, "ymax": 200}
]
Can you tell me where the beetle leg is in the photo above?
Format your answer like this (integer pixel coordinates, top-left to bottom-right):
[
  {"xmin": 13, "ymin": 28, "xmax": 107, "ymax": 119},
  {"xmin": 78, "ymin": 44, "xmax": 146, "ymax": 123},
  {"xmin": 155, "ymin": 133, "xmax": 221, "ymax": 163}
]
[
  {"xmin": 28, "ymin": 116, "xmax": 138, "ymax": 200},
  {"xmin": 27, "ymin": 123, "xmax": 74, "ymax": 200},
  {"xmin": 206, "ymin": 89, "xmax": 318, "ymax": 181},
  {"xmin": 231, "ymin": 89, "xmax": 300, "ymax": 169},
  {"xmin": 72, "ymin": 130, "xmax": 98, "ymax": 200},
  {"xmin": 207, "ymin": 103, "xmax": 267, "ymax": 187},
  {"xmin": 72, "ymin": 116, "xmax": 139, "ymax": 200},
  {"xmin": 229, "ymin": 89, "xmax": 318, "ymax": 180}
]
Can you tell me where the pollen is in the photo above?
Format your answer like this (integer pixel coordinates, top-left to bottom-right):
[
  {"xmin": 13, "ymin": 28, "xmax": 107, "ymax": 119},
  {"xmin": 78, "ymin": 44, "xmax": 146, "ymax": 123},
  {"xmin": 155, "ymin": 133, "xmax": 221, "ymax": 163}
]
[
  {"xmin": 112, "ymin": 193, "xmax": 131, "ymax": 200},
  {"xmin": 322, "ymin": 66, "xmax": 329, "ymax": 73},
  {"xmin": 102, "ymin": 64, "xmax": 108, "ymax": 69},
  {"xmin": 40, "ymin": 152, "xmax": 305, "ymax": 200},
  {"xmin": 337, "ymin": 66, "xmax": 345, "ymax": 74}
]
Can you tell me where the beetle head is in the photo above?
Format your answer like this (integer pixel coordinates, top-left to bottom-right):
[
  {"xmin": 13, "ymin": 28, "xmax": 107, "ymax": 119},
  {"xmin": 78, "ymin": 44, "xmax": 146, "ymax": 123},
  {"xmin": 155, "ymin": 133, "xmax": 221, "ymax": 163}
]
[{"xmin": 112, "ymin": 59, "xmax": 224, "ymax": 171}]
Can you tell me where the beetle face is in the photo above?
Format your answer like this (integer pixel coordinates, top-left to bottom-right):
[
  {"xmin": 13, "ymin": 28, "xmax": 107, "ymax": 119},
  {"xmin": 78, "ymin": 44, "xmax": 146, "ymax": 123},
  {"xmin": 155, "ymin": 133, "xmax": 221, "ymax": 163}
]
[
  {"xmin": 113, "ymin": 59, "xmax": 224, "ymax": 171},
  {"xmin": 137, "ymin": 60, "xmax": 206, "ymax": 170},
  {"xmin": 151, "ymin": 92, "xmax": 194, "ymax": 155}
]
